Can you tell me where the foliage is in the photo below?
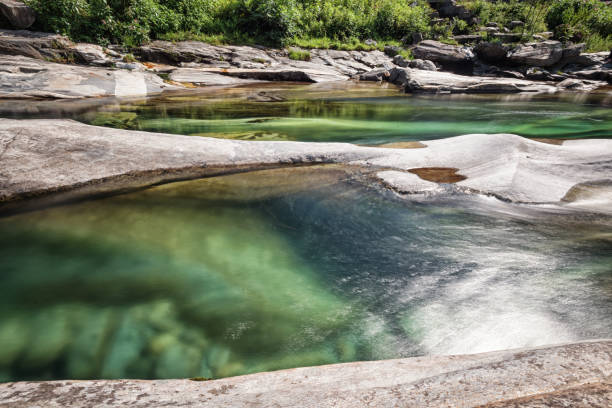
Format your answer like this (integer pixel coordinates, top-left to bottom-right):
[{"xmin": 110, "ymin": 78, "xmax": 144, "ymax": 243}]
[
  {"xmin": 22, "ymin": 0, "xmax": 612, "ymax": 49},
  {"xmin": 288, "ymin": 47, "xmax": 311, "ymax": 60},
  {"xmin": 24, "ymin": 0, "xmax": 433, "ymax": 46},
  {"xmin": 546, "ymin": 0, "xmax": 612, "ymax": 43}
]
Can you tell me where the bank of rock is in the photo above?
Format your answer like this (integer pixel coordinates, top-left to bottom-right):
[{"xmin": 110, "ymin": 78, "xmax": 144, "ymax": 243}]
[{"xmin": 0, "ymin": 29, "xmax": 610, "ymax": 98}]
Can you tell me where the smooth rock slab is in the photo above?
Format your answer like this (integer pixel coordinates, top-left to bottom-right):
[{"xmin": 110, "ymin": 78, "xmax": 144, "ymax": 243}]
[
  {"xmin": 384, "ymin": 67, "xmax": 559, "ymax": 94},
  {"xmin": 0, "ymin": 340, "xmax": 610, "ymax": 407},
  {"xmin": 0, "ymin": 55, "xmax": 178, "ymax": 99},
  {"xmin": 1, "ymin": 119, "xmax": 611, "ymax": 214}
]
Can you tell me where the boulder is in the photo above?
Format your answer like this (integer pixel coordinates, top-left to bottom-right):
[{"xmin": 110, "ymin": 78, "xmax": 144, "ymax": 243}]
[
  {"xmin": 507, "ymin": 40, "xmax": 563, "ymax": 67},
  {"xmin": 0, "ymin": 29, "xmax": 73, "ymax": 61},
  {"xmin": 0, "ymin": 0, "xmax": 35, "ymax": 29},
  {"xmin": 410, "ymin": 59, "xmax": 437, "ymax": 71},
  {"xmin": 557, "ymin": 78, "xmax": 605, "ymax": 92},
  {"xmin": 392, "ymin": 55, "xmax": 409, "ymax": 67},
  {"xmin": 384, "ymin": 45, "xmax": 401, "ymax": 57},
  {"xmin": 474, "ymin": 42, "xmax": 509, "ymax": 63},
  {"xmin": 412, "ymin": 40, "xmax": 473, "ymax": 71},
  {"xmin": 509, "ymin": 21, "xmax": 524, "ymax": 29},
  {"xmin": 72, "ymin": 43, "xmax": 113, "ymax": 67},
  {"xmin": 358, "ymin": 67, "xmax": 390, "ymax": 81},
  {"xmin": 558, "ymin": 43, "xmax": 586, "ymax": 66}
]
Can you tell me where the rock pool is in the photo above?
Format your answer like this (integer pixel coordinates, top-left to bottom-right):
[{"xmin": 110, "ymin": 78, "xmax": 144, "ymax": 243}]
[
  {"xmin": 1, "ymin": 83, "xmax": 612, "ymax": 144},
  {"xmin": 0, "ymin": 84, "xmax": 611, "ymax": 382},
  {"xmin": 0, "ymin": 165, "xmax": 610, "ymax": 382}
]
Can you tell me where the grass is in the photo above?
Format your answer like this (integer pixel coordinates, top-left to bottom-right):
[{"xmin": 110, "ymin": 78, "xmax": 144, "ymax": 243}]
[
  {"xmin": 288, "ymin": 48, "xmax": 311, "ymax": 61},
  {"xmin": 584, "ymin": 34, "xmax": 612, "ymax": 52}
]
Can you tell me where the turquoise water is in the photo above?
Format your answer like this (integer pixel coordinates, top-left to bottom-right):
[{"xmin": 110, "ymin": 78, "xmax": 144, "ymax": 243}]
[
  {"xmin": 2, "ymin": 83, "xmax": 612, "ymax": 144},
  {"xmin": 1, "ymin": 167, "xmax": 610, "ymax": 382}
]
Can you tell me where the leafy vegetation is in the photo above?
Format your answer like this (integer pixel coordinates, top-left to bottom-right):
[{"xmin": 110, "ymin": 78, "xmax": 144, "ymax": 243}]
[
  {"xmin": 24, "ymin": 0, "xmax": 432, "ymax": 46},
  {"xmin": 21, "ymin": 0, "xmax": 612, "ymax": 52},
  {"xmin": 288, "ymin": 48, "xmax": 311, "ymax": 61}
]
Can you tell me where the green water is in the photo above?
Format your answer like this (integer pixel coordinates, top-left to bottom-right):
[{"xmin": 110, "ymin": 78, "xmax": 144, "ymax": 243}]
[
  {"xmin": 1, "ymin": 167, "xmax": 611, "ymax": 382},
  {"xmin": 2, "ymin": 83, "xmax": 612, "ymax": 144}
]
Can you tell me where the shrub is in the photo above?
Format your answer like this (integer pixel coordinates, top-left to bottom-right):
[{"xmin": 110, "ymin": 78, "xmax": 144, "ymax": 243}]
[
  {"xmin": 546, "ymin": 0, "xmax": 612, "ymax": 41},
  {"xmin": 288, "ymin": 48, "xmax": 311, "ymax": 61},
  {"xmin": 372, "ymin": 0, "xmax": 431, "ymax": 39}
]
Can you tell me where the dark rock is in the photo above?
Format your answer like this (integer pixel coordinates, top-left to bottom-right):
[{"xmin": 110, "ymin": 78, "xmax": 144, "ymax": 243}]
[
  {"xmin": 509, "ymin": 21, "xmax": 524, "ymax": 29},
  {"xmin": 0, "ymin": 29, "xmax": 73, "ymax": 61},
  {"xmin": 359, "ymin": 67, "xmax": 390, "ymax": 81},
  {"xmin": 0, "ymin": 0, "xmax": 35, "ymax": 29},
  {"xmin": 525, "ymin": 67, "xmax": 554, "ymax": 81},
  {"xmin": 486, "ymin": 22, "xmax": 499, "ymax": 28},
  {"xmin": 392, "ymin": 55, "xmax": 409, "ymax": 67},
  {"xmin": 437, "ymin": 0, "xmax": 472, "ymax": 19},
  {"xmin": 558, "ymin": 43, "xmax": 586, "ymax": 66},
  {"xmin": 557, "ymin": 78, "xmax": 604, "ymax": 92},
  {"xmin": 474, "ymin": 42, "xmax": 509, "ymax": 63},
  {"xmin": 384, "ymin": 45, "xmax": 401, "ymax": 57},
  {"xmin": 409, "ymin": 59, "xmax": 437, "ymax": 71},
  {"xmin": 411, "ymin": 32, "xmax": 424, "ymax": 44},
  {"xmin": 507, "ymin": 41, "xmax": 563, "ymax": 67}
]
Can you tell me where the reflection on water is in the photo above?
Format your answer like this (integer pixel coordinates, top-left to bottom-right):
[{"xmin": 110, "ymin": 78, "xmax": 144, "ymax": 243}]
[
  {"xmin": 0, "ymin": 167, "xmax": 610, "ymax": 382},
  {"xmin": 1, "ymin": 83, "xmax": 612, "ymax": 144}
]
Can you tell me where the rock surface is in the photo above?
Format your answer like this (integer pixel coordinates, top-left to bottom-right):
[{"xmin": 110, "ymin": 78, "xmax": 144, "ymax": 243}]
[
  {"xmin": 0, "ymin": 0, "xmax": 35, "ymax": 29},
  {"xmin": 1, "ymin": 119, "xmax": 611, "ymax": 214},
  {"xmin": 0, "ymin": 340, "xmax": 610, "ymax": 407},
  {"xmin": 507, "ymin": 40, "xmax": 564, "ymax": 67},
  {"xmin": 412, "ymin": 40, "xmax": 474, "ymax": 68},
  {"xmin": 363, "ymin": 66, "xmax": 560, "ymax": 94},
  {"xmin": 0, "ymin": 55, "xmax": 177, "ymax": 99}
]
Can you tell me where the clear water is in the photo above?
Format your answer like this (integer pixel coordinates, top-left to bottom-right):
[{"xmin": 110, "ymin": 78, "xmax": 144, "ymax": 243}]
[
  {"xmin": 1, "ymin": 167, "xmax": 610, "ymax": 382},
  {"xmin": 2, "ymin": 83, "xmax": 612, "ymax": 144}
]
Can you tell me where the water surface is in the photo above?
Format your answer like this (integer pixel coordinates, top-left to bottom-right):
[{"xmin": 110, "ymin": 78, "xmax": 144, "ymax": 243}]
[{"xmin": 1, "ymin": 167, "xmax": 610, "ymax": 382}]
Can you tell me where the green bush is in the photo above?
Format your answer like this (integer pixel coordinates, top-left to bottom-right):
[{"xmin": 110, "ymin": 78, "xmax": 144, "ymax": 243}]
[
  {"xmin": 24, "ymin": 0, "xmax": 436, "ymax": 46},
  {"xmin": 372, "ymin": 0, "xmax": 430, "ymax": 39},
  {"xmin": 547, "ymin": 0, "xmax": 612, "ymax": 42},
  {"xmin": 288, "ymin": 47, "xmax": 311, "ymax": 61}
]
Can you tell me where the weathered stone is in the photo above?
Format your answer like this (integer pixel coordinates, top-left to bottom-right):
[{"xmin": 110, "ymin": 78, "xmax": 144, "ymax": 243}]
[
  {"xmin": 557, "ymin": 78, "xmax": 605, "ymax": 92},
  {"xmin": 0, "ymin": 0, "xmax": 35, "ymax": 29},
  {"xmin": 385, "ymin": 67, "xmax": 557, "ymax": 94},
  {"xmin": 383, "ymin": 45, "xmax": 401, "ymax": 57},
  {"xmin": 71, "ymin": 43, "xmax": 113, "ymax": 67},
  {"xmin": 358, "ymin": 67, "xmax": 389, "ymax": 81},
  {"xmin": 0, "ymin": 340, "xmax": 610, "ymax": 407},
  {"xmin": 0, "ymin": 29, "xmax": 73, "ymax": 61},
  {"xmin": 392, "ymin": 54, "xmax": 409, "ymax": 67},
  {"xmin": 509, "ymin": 20, "xmax": 524, "ymax": 29},
  {"xmin": 507, "ymin": 40, "xmax": 564, "ymax": 67},
  {"xmin": 412, "ymin": 40, "xmax": 473, "ymax": 70},
  {"xmin": 409, "ymin": 59, "xmax": 437, "ymax": 71},
  {"xmin": 1, "ymin": 119, "xmax": 611, "ymax": 210},
  {"xmin": 0, "ymin": 55, "xmax": 178, "ymax": 99},
  {"xmin": 169, "ymin": 69, "xmax": 264, "ymax": 85}
]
